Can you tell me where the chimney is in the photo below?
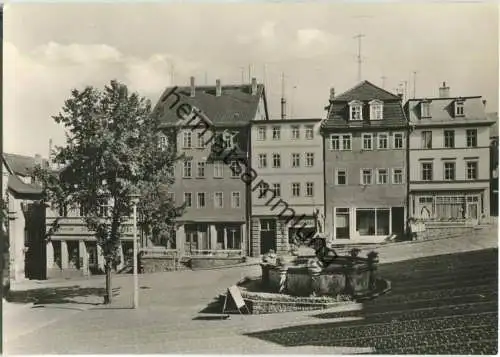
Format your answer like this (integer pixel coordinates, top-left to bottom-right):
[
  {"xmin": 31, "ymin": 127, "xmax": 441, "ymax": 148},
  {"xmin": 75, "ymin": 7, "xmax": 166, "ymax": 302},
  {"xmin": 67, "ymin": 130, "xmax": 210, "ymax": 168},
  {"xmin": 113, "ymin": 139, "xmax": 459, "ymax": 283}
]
[
  {"xmin": 397, "ymin": 93, "xmax": 404, "ymax": 100},
  {"xmin": 190, "ymin": 76, "xmax": 195, "ymax": 97},
  {"xmin": 251, "ymin": 77, "xmax": 257, "ymax": 95},
  {"xmin": 483, "ymin": 99, "xmax": 487, "ymax": 108},
  {"xmin": 281, "ymin": 97, "xmax": 287, "ymax": 120},
  {"xmin": 34, "ymin": 154, "xmax": 42, "ymax": 167},
  {"xmin": 216, "ymin": 79, "xmax": 222, "ymax": 97},
  {"xmin": 329, "ymin": 87, "xmax": 335, "ymax": 101},
  {"xmin": 439, "ymin": 81, "xmax": 450, "ymax": 98}
]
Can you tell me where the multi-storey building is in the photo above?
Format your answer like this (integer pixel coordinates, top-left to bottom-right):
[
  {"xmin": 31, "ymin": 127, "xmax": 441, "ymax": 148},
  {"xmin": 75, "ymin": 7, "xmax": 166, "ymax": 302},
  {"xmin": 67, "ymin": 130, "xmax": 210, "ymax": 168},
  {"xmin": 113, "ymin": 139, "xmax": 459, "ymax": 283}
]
[
  {"xmin": 488, "ymin": 112, "xmax": 498, "ymax": 216},
  {"xmin": 322, "ymin": 81, "xmax": 408, "ymax": 243},
  {"xmin": 249, "ymin": 118, "xmax": 324, "ymax": 256},
  {"xmin": 154, "ymin": 77, "xmax": 269, "ymax": 257},
  {"xmin": 405, "ymin": 82, "xmax": 495, "ymax": 224}
]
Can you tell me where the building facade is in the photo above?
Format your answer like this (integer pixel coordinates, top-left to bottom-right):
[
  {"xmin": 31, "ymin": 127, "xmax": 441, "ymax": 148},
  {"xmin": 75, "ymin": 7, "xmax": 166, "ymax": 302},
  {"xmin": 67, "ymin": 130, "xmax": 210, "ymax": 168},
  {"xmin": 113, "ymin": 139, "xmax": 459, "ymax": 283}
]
[
  {"xmin": 154, "ymin": 77, "xmax": 269, "ymax": 257},
  {"xmin": 322, "ymin": 81, "xmax": 408, "ymax": 243},
  {"xmin": 405, "ymin": 82, "xmax": 495, "ymax": 224},
  {"xmin": 249, "ymin": 118, "xmax": 324, "ymax": 256},
  {"xmin": 488, "ymin": 112, "xmax": 498, "ymax": 216}
]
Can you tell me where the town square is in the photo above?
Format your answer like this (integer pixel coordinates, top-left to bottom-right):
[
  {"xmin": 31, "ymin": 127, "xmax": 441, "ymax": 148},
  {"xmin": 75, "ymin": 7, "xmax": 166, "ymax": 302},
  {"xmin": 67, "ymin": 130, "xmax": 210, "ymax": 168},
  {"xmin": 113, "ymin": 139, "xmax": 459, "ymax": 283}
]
[{"xmin": 2, "ymin": 2, "xmax": 499, "ymax": 355}]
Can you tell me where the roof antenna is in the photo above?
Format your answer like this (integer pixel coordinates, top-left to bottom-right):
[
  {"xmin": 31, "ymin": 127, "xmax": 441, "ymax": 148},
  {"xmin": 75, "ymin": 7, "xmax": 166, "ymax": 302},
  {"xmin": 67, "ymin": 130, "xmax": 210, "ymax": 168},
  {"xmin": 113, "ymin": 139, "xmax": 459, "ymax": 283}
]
[
  {"xmin": 281, "ymin": 72, "xmax": 287, "ymax": 120},
  {"xmin": 412, "ymin": 71, "xmax": 418, "ymax": 98},
  {"xmin": 354, "ymin": 34, "xmax": 365, "ymax": 82}
]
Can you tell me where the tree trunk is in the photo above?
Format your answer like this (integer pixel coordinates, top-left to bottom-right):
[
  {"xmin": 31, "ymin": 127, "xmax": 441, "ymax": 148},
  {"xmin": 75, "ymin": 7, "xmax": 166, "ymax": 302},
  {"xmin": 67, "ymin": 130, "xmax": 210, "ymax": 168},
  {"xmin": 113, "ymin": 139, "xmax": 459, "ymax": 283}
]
[{"xmin": 104, "ymin": 260, "xmax": 112, "ymax": 304}]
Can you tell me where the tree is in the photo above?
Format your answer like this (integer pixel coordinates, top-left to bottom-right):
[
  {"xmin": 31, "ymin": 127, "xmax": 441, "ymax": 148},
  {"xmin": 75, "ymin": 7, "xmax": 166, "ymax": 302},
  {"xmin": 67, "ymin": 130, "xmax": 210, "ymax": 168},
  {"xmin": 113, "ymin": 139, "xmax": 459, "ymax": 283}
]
[{"xmin": 34, "ymin": 80, "xmax": 182, "ymax": 304}]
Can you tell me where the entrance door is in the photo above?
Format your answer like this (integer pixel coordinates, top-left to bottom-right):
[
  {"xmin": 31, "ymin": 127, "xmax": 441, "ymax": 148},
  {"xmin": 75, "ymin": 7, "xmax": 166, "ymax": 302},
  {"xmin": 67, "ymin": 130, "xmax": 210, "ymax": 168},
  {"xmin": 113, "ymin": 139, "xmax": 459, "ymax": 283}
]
[
  {"xmin": 24, "ymin": 202, "xmax": 47, "ymax": 280},
  {"xmin": 391, "ymin": 207, "xmax": 405, "ymax": 238},
  {"xmin": 260, "ymin": 219, "xmax": 276, "ymax": 255},
  {"xmin": 467, "ymin": 203, "xmax": 478, "ymax": 221},
  {"xmin": 335, "ymin": 208, "xmax": 350, "ymax": 239}
]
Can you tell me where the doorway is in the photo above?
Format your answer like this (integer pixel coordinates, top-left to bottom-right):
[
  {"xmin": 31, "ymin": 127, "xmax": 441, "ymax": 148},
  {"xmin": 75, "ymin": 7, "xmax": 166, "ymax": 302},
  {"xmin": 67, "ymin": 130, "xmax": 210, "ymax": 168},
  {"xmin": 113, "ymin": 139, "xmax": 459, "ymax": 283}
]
[
  {"xmin": 391, "ymin": 207, "xmax": 405, "ymax": 238},
  {"xmin": 260, "ymin": 219, "xmax": 276, "ymax": 255},
  {"xmin": 24, "ymin": 202, "xmax": 47, "ymax": 280}
]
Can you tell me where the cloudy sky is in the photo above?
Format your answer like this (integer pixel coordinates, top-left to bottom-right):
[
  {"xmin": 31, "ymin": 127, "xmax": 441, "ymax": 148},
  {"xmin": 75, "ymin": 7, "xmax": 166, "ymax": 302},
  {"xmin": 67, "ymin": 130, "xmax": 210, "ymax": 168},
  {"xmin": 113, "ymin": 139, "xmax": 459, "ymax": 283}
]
[{"xmin": 4, "ymin": 2, "xmax": 498, "ymax": 157}]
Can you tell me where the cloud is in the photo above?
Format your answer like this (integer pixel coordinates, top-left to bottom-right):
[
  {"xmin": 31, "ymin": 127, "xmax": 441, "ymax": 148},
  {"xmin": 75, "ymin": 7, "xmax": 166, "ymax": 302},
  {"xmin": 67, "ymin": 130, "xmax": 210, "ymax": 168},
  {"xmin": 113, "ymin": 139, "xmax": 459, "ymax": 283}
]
[{"xmin": 4, "ymin": 41, "xmax": 200, "ymax": 156}]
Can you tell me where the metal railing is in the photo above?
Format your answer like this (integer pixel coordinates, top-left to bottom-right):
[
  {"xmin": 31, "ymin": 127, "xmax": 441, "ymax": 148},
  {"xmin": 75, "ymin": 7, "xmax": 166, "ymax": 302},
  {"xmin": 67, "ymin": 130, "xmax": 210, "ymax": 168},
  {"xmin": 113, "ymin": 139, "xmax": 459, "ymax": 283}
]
[{"xmin": 183, "ymin": 249, "xmax": 243, "ymax": 257}]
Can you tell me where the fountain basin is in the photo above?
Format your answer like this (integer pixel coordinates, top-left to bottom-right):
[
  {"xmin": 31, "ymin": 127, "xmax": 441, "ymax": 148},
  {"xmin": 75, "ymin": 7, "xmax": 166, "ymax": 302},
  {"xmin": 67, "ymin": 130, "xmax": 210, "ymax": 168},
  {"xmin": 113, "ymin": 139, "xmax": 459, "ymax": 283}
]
[{"xmin": 262, "ymin": 256, "xmax": 373, "ymax": 297}]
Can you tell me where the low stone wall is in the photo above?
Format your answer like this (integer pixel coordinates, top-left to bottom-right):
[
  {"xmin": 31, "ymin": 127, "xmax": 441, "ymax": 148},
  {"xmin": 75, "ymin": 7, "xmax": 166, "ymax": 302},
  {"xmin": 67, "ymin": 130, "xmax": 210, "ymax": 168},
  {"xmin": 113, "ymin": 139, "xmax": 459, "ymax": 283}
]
[
  {"xmin": 141, "ymin": 256, "xmax": 184, "ymax": 273},
  {"xmin": 190, "ymin": 256, "xmax": 245, "ymax": 270},
  {"xmin": 415, "ymin": 226, "xmax": 476, "ymax": 240},
  {"xmin": 245, "ymin": 297, "xmax": 350, "ymax": 314}
]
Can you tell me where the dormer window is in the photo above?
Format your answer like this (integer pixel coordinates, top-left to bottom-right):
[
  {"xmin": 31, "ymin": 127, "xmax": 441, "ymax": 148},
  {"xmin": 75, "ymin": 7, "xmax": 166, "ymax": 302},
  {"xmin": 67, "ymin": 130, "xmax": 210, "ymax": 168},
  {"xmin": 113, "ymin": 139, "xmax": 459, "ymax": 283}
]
[
  {"xmin": 159, "ymin": 134, "xmax": 169, "ymax": 151},
  {"xmin": 348, "ymin": 100, "xmax": 363, "ymax": 121},
  {"xmin": 454, "ymin": 100, "xmax": 465, "ymax": 117},
  {"xmin": 222, "ymin": 131, "xmax": 236, "ymax": 148},
  {"xmin": 421, "ymin": 100, "xmax": 431, "ymax": 118},
  {"xmin": 369, "ymin": 100, "xmax": 383, "ymax": 120}
]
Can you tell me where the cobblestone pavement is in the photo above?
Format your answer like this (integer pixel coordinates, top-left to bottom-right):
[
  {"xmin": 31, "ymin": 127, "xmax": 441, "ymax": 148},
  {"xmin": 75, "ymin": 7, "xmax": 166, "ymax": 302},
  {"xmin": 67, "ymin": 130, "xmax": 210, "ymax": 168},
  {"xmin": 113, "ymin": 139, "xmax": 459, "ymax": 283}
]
[
  {"xmin": 3, "ymin": 228, "xmax": 498, "ymax": 354},
  {"xmin": 246, "ymin": 248, "xmax": 498, "ymax": 354}
]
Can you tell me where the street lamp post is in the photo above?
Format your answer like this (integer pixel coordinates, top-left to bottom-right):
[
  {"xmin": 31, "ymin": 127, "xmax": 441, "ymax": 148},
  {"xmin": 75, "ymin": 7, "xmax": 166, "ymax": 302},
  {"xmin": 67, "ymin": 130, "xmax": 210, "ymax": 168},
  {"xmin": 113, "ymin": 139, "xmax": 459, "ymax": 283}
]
[{"xmin": 130, "ymin": 193, "xmax": 140, "ymax": 309}]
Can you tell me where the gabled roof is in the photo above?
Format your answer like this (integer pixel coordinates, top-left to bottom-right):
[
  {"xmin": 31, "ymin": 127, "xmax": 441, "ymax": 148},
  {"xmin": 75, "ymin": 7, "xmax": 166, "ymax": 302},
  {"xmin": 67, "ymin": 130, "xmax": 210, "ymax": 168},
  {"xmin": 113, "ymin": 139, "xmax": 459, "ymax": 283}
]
[
  {"xmin": 154, "ymin": 83, "xmax": 269, "ymax": 127},
  {"xmin": 333, "ymin": 80, "xmax": 401, "ymax": 102},
  {"xmin": 7, "ymin": 174, "xmax": 42, "ymax": 197},
  {"xmin": 3, "ymin": 153, "xmax": 48, "ymax": 177},
  {"xmin": 323, "ymin": 81, "xmax": 407, "ymax": 131}
]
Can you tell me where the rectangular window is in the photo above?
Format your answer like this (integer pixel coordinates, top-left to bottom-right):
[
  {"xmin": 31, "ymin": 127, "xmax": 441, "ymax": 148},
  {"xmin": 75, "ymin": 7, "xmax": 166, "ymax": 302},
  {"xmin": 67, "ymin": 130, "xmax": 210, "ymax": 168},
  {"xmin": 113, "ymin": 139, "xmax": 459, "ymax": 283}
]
[
  {"xmin": 272, "ymin": 183, "xmax": 281, "ymax": 197},
  {"xmin": 305, "ymin": 125, "xmax": 314, "ymax": 139},
  {"xmin": 455, "ymin": 101, "xmax": 465, "ymax": 116},
  {"xmin": 421, "ymin": 131, "xmax": 432, "ymax": 149},
  {"xmin": 393, "ymin": 133, "xmax": 404, "ymax": 149},
  {"xmin": 421, "ymin": 102, "xmax": 431, "ymax": 118},
  {"xmin": 291, "ymin": 153, "xmax": 300, "ymax": 168},
  {"xmin": 196, "ymin": 132, "xmax": 205, "ymax": 148},
  {"xmin": 197, "ymin": 161, "xmax": 206, "ymax": 178},
  {"xmin": 257, "ymin": 126, "xmax": 266, "ymax": 141},
  {"xmin": 258, "ymin": 154, "xmax": 267, "ymax": 169},
  {"xmin": 356, "ymin": 208, "xmax": 390, "ymax": 236},
  {"xmin": 222, "ymin": 132, "xmax": 235, "ymax": 149},
  {"xmin": 377, "ymin": 169, "xmax": 388, "ymax": 184},
  {"xmin": 466, "ymin": 129, "xmax": 477, "ymax": 148},
  {"xmin": 231, "ymin": 192, "xmax": 241, "ymax": 208},
  {"xmin": 330, "ymin": 135, "xmax": 340, "ymax": 150},
  {"xmin": 183, "ymin": 131, "xmax": 192, "ymax": 149},
  {"xmin": 466, "ymin": 161, "xmax": 478, "ymax": 180},
  {"xmin": 362, "ymin": 134, "xmax": 373, "ymax": 150},
  {"xmin": 272, "ymin": 153, "xmax": 281, "ymax": 168},
  {"xmin": 229, "ymin": 161, "xmax": 240, "ymax": 178},
  {"xmin": 361, "ymin": 169, "xmax": 373, "ymax": 185},
  {"xmin": 342, "ymin": 135, "xmax": 352, "ymax": 151},
  {"xmin": 305, "ymin": 153, "xmax": 314, "ymax": 167},
  {"xmin": 197, "ymin": 192, "xmax": 206, "ymax": 208},
  {"xmin": 214, "ymin": 192, "xmax": 223, "ymax": 208},
  {"xmin": 184, "ymin": 192, "xmax": 192, "ymax": 208},
  {"xmin": 421, "ymin": 162, "xmax": 433, "ymax": 181},
  {"xmin": 444, "ymin": 130, "xmax": 455, "ymax": 148},
  {"xmin": 213, "ymin": 162, "xmax": 223, "ymax": 178},
  {"xmin": 258, "ymin": 185, "xmax": 268, "ymax": 199},
  {"xmin": 351, "ymin": 105, "xmax": 362, "ymax": 120},
  {"xmin": 159, "ymin": 135, "xmax": 168, "ymax": 151},
  {"xmin": 272, "ymin": 126, "xmax": 281, "ymax": 140},
  {"xmin": 306, "ymin": 182, "xmax": 314, "ymax": 197},
  {"xmin": 291, "ymin": 125, "xmax": 300, "ymax": 140},
  {"xmin": 393, "ymin": 168, "xmax": 404, "ymax": 184},
  {"xmin": 444, "ymin": 162, "xmax": 456, "ymax": 181},
  {"xmin": 291, "ymin": 183, "xmax": 300, "ymax": 197},
  {"xmin": 183, "ymin": 160, "xmax": 192, "ymax": 178},
  {"xmin": 377, "ymin": 133, "xmax": 388, "ymax": 149},
  {"xmin": 336, "ymin": 169, "xmax": 347, "ymax": 185},
  {"xmin": 370, "ymin": 104, "xmax": 383, "ymax": 120}
]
